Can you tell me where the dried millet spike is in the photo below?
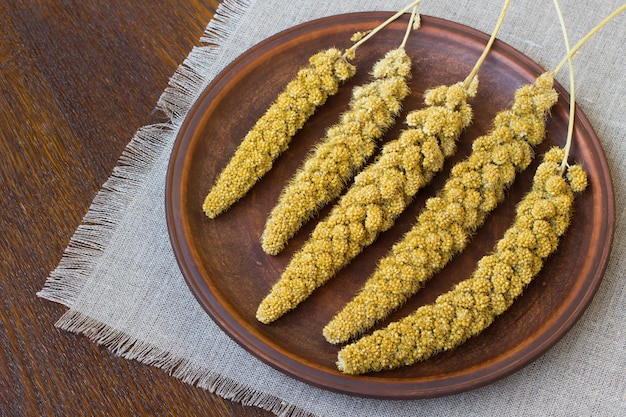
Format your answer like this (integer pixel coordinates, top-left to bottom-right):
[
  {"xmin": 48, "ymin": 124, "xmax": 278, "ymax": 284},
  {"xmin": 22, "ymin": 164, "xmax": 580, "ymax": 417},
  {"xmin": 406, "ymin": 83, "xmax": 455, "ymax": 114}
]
[
  {"xmin": 257, "ymin": 81, "xmax": 476, "ymax": 322},
  {"xmin": 336, "ymin": 148, "xmax": 587, "ymax": 374},
  {"xmin": 324, "ymin": 73, "xmax": 558, "ymax": 344},
  {"xmin": 202, "ymin": 48, "xmax": 356, "ymax": 218},
  {"xmin": 261, "ymin": 48, "xmax": 412, "ymax": 255}
]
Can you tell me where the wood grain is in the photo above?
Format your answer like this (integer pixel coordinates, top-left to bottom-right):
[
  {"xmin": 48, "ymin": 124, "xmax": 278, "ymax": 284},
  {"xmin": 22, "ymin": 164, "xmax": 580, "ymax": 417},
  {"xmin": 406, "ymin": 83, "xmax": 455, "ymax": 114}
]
[{"xmin": 0, "ymin": 1, "xmax": 272, "ymax": 415}]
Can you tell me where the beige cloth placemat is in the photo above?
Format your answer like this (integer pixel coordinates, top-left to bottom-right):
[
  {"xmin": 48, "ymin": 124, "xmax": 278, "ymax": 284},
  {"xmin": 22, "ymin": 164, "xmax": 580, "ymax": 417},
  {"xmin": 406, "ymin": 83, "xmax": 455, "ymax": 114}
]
[{"xmin": 39, "ymin": 0, "xmax": 626, "ymax": 415}]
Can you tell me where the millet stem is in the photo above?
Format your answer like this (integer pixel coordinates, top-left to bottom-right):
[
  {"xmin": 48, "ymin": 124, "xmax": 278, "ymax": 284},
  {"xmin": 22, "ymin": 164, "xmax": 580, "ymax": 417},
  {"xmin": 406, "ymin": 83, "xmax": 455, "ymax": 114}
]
[
  {"xmin": 344, "ymin": 0, "xmax": 421, "ymax": 58},
  {"xmin": 400, "ymin": 3, "xmax": 421, "ymax": 49},
  {"xmin": 463, "ymin": 0, "xmax": 511, "ymax": 91},
  {"xmin": 551, "ymin": 3, "xmax": 626, "ymax": 76},
  {"xmin": 553, "ymin": 0, "xmax": 576, "ymax": 174}
]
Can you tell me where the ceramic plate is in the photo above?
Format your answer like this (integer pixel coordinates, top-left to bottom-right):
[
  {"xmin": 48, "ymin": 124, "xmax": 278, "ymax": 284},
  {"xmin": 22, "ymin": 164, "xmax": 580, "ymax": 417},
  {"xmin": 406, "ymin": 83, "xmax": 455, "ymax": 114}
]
[{"xmin": 166, "ymin": 13, "xmax": 614, "ymax": 399}]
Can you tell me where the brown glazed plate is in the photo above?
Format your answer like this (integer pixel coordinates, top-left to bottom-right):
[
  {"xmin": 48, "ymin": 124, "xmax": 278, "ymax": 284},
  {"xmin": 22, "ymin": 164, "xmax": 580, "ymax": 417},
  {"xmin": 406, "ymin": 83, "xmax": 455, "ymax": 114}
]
[{"xmin": 165, "ymin": 13, "xmax": 615, "ymax": 399}]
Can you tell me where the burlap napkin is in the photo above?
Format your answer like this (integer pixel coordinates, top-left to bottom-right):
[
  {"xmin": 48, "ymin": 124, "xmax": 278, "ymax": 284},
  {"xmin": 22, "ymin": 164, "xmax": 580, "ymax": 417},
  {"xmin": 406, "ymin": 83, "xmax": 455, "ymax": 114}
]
[{"xmin": 39, "ymin": 0, "xmax": 626, "ymax": 415}]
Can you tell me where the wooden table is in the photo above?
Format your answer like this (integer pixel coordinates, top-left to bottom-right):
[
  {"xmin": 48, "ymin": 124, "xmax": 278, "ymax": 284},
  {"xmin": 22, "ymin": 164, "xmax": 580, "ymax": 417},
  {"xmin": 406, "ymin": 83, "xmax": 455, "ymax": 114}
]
[{"xmin": 1, "ymin": 1, "xmax": 272, "ymax": 415}]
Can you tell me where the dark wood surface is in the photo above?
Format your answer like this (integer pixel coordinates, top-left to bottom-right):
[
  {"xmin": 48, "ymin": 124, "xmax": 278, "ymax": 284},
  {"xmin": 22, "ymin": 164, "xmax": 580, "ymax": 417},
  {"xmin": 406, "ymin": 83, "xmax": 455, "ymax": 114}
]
[{"xmin": 0, "ymin": 1, "xmax": 272, "ymax": 416}]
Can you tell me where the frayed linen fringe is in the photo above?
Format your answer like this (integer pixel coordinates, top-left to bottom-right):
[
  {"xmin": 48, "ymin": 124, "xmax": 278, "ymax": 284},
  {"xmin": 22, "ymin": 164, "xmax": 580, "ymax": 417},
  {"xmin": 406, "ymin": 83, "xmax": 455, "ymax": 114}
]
[
  {"xmin": 56, "ymin": 310, "xmax": 315, "ymax": 417},
  {"xmin": 36, "ymin": 121, "xmax": 174, "ymax": 307},
  {"xmin": 37, "ymin": 0, "xmax": 316, "ymax": 415},
  {"xmin": 37, "ymin": 0, "xmax": 253, "ymax": 307}
]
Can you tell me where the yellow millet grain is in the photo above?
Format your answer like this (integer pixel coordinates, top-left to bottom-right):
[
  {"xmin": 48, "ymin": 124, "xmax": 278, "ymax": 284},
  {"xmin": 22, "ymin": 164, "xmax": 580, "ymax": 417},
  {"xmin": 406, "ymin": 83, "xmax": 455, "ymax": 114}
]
[
  {"xmin": 324, "ymin": 73, "xmax": 558, "ymax": 344},
  {"xmin": 202, "ymin": 48, "xmax": 356, "ymax": 218},
  {"xmin": 260, "ymin": 48, "xmax": 412, "ymax": 256},
  {"xmin": 258, "ymin": 80, "xmax": 477, "ymax": 324},
  {"xmin": 336, "ymin": 148, "xmax": 587, "ymax": 374}
]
